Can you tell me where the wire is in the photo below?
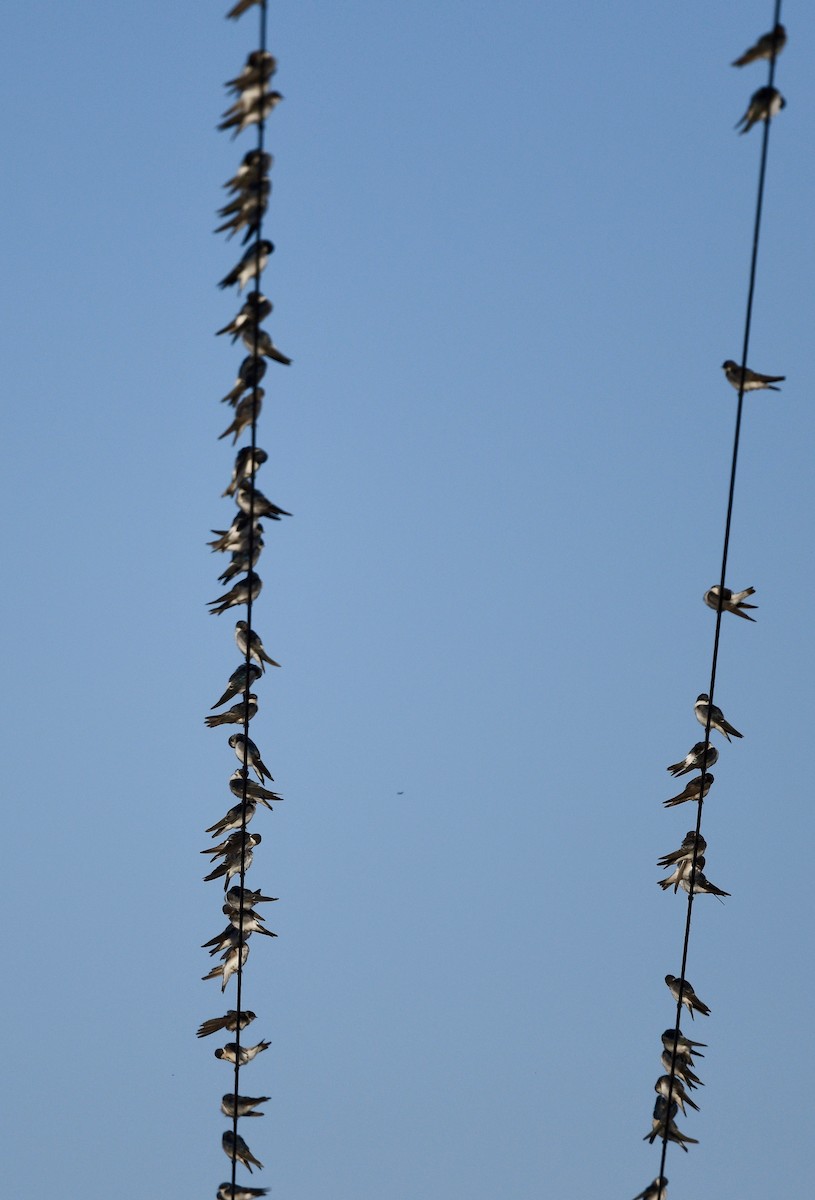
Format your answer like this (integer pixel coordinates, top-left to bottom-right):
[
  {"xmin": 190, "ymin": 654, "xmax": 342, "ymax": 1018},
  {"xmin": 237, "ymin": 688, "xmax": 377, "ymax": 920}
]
[{"xmin": 655, "ymin": 3, "xmax": 783, "ymax": 1191}]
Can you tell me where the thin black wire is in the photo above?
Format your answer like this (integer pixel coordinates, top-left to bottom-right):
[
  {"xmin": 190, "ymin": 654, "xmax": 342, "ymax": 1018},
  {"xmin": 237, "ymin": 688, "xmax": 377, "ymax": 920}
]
[
  {"xmin": 656, "ymin": 4, "xmax": 782, "ymax": 1190},
  {"xmin": 229, "ymin": 0, "xmax": 270, "ymax": 1192}
]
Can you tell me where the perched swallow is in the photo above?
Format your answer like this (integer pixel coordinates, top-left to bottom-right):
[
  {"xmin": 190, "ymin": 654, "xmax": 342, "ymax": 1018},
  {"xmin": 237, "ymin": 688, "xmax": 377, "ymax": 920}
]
[
  {"xmin": 222, "ymin": 355, "xmax": 267, "ymax": 406},
  {"xmin": 223, "ymin": 1129, "xmax": 264, "ymax": 1173},
  {"xmin": 209, "ymin": 512, "xmax": 262, "ymax": 553},
  {"xmin": 236, "ymin": 484, "xmax": 291, "ymax": 520},
  {"xmin": 218, "ymin": 240, "xmax": 274, "ymax": 292},
  {"xmin": 735, "ymin": 86, "xmax": 785, "ymax": 133},
  {"xmin": 205, "ymin": 696, "xmax": 259, "ymax": 729},
  {"xmin": 659, "ymin": 854, "xmax": 704, "ymax": 894},
  {"xmin": 202, "ymin": 842, "xmax": 258, "ymax": 887},
  {"xmin": 223, "ymin": 150, "xmax": 273, "ymax": 193},
  {"xmin": 703, "ymin": 584, "xmax": 757, "ymax": 621},
  {"xmin": 695, "ymin": 693, "xmax": 743, "ymax": 741},
  {"xmin": 229, "ymin": 732, "xmax": 273, "ymax": 783},
  {"xmin": 221, "ymin": 1093, "xmax": 271, "ymax": 1118},
  {"xmin": 219, "ymin": 92, "xmax": 283, "ymax": 137},
  {"xmin": 225, "ymin": 885, "xmax": 279, "ymax": 910},
  {"xmin": 644, "ymin": 1096, "xmax": 698, "ymax": 1150},
  {"xmin": 633, "ymin": 1179, "xmax": 668, "ymax": 1200},
  {"xmin": 680, "ymin": 867, "xmax": 730, "ymax": 899},
  {"xmin": 206, "ymin": 799, "xmax": 257, "ymax": 836},
  {"xmin": 202, "ymin": 829, "xmax": 262, "ymax": 861},
  {"xmin": 722, "ymin": 360, "xmax": 784, "ymax": 392},
  {"xmin": 224, "ymin": 447, "xmax": 268, "ymax": 497},
  {"xmin": 664, "ymin": 774, "xmax": 713, "ymax": 808},
  {"xmin": 661, "ymin": 1029, "xmax": 705, "ymax": 1058},
  {"xmin": 228, "ymin": 768, "xmax": 283, "ymax": 807},
  {"xmin": 202, "ymin": 941, "xmax": 249, "ymax": 990},
  {"xmin": 666, "ymin": 975, "xmax": 711, "ymax": 1020},
  {"xmin": 218, "ymin": 390, "xmax": 263, "ymax": 443},
  {"xmin": 217, "ymin": 293, "xmax": 273, "ymax": 341},
  {"xmin": 240, "ymin": 326, "xmax": 292, "ymax": 365},
  {"xmin": 218, "ymin": 542, "xmax": 264, "ymax": 587},
  {"xmin": 226, "ymin": 51, "xmax": 277, "ymax": 94},
  {"xmin": 655, "ymin": 1074, "xmax": 700, "ymax": 1115},
  {"xmin": 235, "ymin": 620, "xmax": 280, "ymax": 669},
  {"xmin": 216, "ymin": 1186, "xmax": 269, "ymax": 1200},
  {"xmin": 732, "ymin": 23, "xmax": 787, "ymax": 67},
  {"xmin": 215, "ymin": 1040, "xmax": 270, "ymax": 1066},
  {"xmin": 197, "ymin": 1009, "xmax": 256, "ymax": 1038},
  {"xmin": 212, "ymin": 663, "xmax": 262, "ymax": 709},
  {"xmin": 667, "ymin": 741, "xmax": 718, "ymax": 777},
  {"xmin": 215, "ymin": 199, "xmax": 269, "ymax": 244},
  {"xmin": 658, "ymin": 832, "xmax": 706, "ymax": 867},
  {"xmin": 223, "ymin": 905, "xmax": 276, "ymax": 936},
  {"xmin": 661, "ymin": 1049, "xmax": 704, "ymax": 1089},
  {"xmin": 208, "ymin": 571, "xmax": 262, "ymax": 615},
  {"xmin": 202, "ymin": 922, "xmax": 253, "ymax": 955}
]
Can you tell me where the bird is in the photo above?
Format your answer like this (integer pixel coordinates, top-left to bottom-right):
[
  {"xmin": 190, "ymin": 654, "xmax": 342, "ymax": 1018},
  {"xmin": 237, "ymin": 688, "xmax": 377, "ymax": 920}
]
[
  {"xmin": 695, "ymin": 693, "xmax": 743, "ymax": 741},
  {"xmin": 208, "ymin": 571, "xmax": 262, "ymax": 615},
  {"xmin": 632, "ymin": 1179, "xmax": 668, "ymax": 1200},
  {"xmin": 217, "ymin": 293, "xmax": 273, "ymax": 341},
  {"xmin": 659, "ymin": 854, "xmax": 704, "ymax": 894},
  {"xmin": 215, "ymin": 1040, "xmax": 270, "ymax": 1066},
  {"xmin": 661, "ymin": 1049, "xmax": 704, "ymax": 1089},
  {"xmin": 197, "ymin": 1009, "xmax": 256, "ymax": 1038},
  {"xmin": 221, "ymin": 1093, "xmax": 271, "ymax": 1118},
  {"xmin": 216, "ymin": 1185, "xmax": 269, "ymax": 1200},
  {"xmin": 226, "ymin": 51, "xmax": 278, "ymax": 93},
  {"xmin": 661, "ymin": 1028, "xmax": 705, "ymax": 1059},
  {"xmin": 732, "ymin": 23, "xmax": 786, "ymax": 67},
  {"xmin": 225, "ymin": 885, "xmax": 278, "ymax": 910},
  {"xmin": 209, "ymin": 512, "xmax": 262, "ymax": 552},
  {"xmin": 222, "ymin": 355, "xmax": 267, "ymax": 406},
  {"xmin": 218, "ymin": 390, "xmax": 263, "ymax": 443},
  {"xmin": 225, "ymin": 0, "xmax": 263, "ymax": 18},
  {"xmin": 665, "ymin": 975, "xmax": 711, "ymax": 1019},
  {"xmin": 235, "ymin": 620, "xmax": 280, "ymax": 670},
  {"xmin": 202, "ymin": 923, "xmax": 253, "ymax": 955},
  {"xmin": 664, "ymin": 774, "xmax": 713, "ymax": 808},
  {"xmin": 228, "ymin": 769, "xmax": 283, "ymax": 807},
  {"xmin": 681, "ymin": 867, "xmax": 730, "ymax": 899},
  {"xmin": 735, "ymin": 86, "xmax": 785, "ymax": 133},
  {"xmin": 722, "ymin": 360, "xmax": 784, "ymax": 392},
  {"xmin": 212, "ymin": 663, "xmax": 262, "ymax": 709},
  {"xmin": 219, "ymin": 91, "xmax": 283, "ymax": 137},
  {"xmin": 223, "ymin": 150, "xmax": 273, "ymax": 192},
  {"xmin": 657, "ymin": 832, "xmax": 706, "ymax": 867},
  {"xmin": 202, "ymin": 942, "xmax": 249, "ymax": 990},
  {"xmin": 202, "ymin": 829, "xmax": 261, "ymax": 862},
  {"xmin": 206, "ymin": 799, "xmax": 258, "ymax": 836},
  {"xmin": 218, "ymin": 240, "xmax": 274, "ymax": 291},
  {"xmin": 240, "ymin": 326, "xmax": 292, "ymax": 365},
  {"xmin": 235, "ymin": 484, "xmax": 291, "ymax": 521},
  {"xmin": 215, "ymin": 196, "xmax": 269, "ymax": 243},
  {"xmin": 223, "ymin": 1129, "xmax": 264, "ymax": 1172},
  {"xmin": 667, "ymin": 741, "xmax": 718, "ymax": 777},
  {"xmin": 644, "ymin": 1096, "xmax": 698, "ymax": 1150},
  {"xmin": 205, "ymin": 695, "xmax": 258, "ymax": 728},
  {"xmin": 228, "ymin": 733, "xmax": 273, "ymax": 783},
  {"xmin": 202, "ymin": 839, "xmax": 259, "ymax": 887},
  {"xmin": 222, "ymin": 905, "xmax": 276, "ymax": 937},
  {"xmin": 703, "ymin": 584, "xmax": 757, "ymax": 621},
  {"xmin": 217, "ymin": 540, "xmax": 264, "ymax": 586},
  {"xmin": 655, "ymin": 1074, "xmax": 699, "ymax": 1115},
  {"xmin": 223, "ymin": 447, "xmax": 269, "ymax": 497}
]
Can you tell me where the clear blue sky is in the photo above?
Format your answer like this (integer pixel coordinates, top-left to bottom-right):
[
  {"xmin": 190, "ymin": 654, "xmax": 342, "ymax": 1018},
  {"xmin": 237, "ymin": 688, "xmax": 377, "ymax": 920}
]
[{"xmin": 3, "ymin": 2, "xmax": 813, "ymax": 1197}]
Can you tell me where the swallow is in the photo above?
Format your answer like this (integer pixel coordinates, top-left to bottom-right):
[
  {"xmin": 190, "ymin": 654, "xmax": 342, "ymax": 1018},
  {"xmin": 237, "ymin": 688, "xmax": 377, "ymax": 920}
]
[
  {"xmin": 217, "ymin": 293, "xmax": 273, "ymax": 341},
  {"xmin": 222, "ymin": 355, "xmax": 267, "ymax": 406},
  {"xmin": 236, "ymin": 484, "xmax": 291, "ymax": 520},
  {"xmin": 632, "ymin": 1179, "xmax": 668, "ymax": 1200},
  {"xmin": 225, "ymin": 0, "xmax": 262, "ymax": 17},
  {"xmin": 735, "ymin": 86, "xmax": 785, "ymax": 133},
  {"xmin": 732, "ymin": 23, "xmax": 786, "ymax": 67},
  {"xmin": 212, "ymin": 663, "xmax": 262, "ymax": 709},
  {"xmin": 218, "ymin": 240, "xmax": 274, "ymax": 291},
  {"xmin": 661, "ymin": 1049, "xmax": 704, "ymax": 1089},
  {"xmin": 240, "ymin": 326, "xmax": 292, "ymax": 365},
  {"xmin": 202, "ymin": 843, "xmax": 258, "ymax": 887},
  {"xmin": 221, "ymin": 1093, "xmax": 271, "ymax": 1118},
  {"xmin": 226, "ymin": 51, "xmax": 278, "ymax": 93},
  {"xmin": 205, "ymin": 695, "xmax": 259, "ymax": 728},
  {"xmin": 208, "ymin": 571, "xmax": 262, "ymax": 615},
  {"xmin": 661, "ymin": 1028, "xmax": 705, "ymax": 1058},
  {"xmin": 218, "ymin": 91, "xmax": 283, "ymax": 137},
  {"xmin": 209, "ymin": 512, "xmax": 262, "ymax": 552},
  {"xmin": 644, "ymin": 1098, "xmax": 698, "ymax": 1150},
  {"xmin": 223, "ymin": 150, "xmax": 273, "ymax": 192},
  {"xmin": 206, "ymin": 799, "xmax": 257, "ymax": 836},
  {"xmin": 664, "ymin": 774, "xmax": 713, "ymax": 808},
  {"xmin": 224, "ymin": 447, "xmax": 269, "ymax": 497},
  {"xmin": 695, "ymin": 693, "xmax": 743, "ymax": 740},
  {"xmin": 202, "ymin": 922, "xmax": 253, "ymax": 956},
  {"xmin": 216, "ymin": 1185, "xmax": 269, "ymax": 1200},
  {"xmin": 703, "ymin": 584, "xmax": 757, "ymax": 621},
  {"xmin": 215, "ymin": 198, "xmax": 269, "ymax": 244},
  {"xmin": 223, "ymin": 1129, "xmax": 264, "ymax": 1173},
  {"xmin": 223, "ymin": 906, "xmax": 277, "ymax": 936},
  {"xmin": 225, "ymin": 885, "xmax": 278, "ymax": 910},
  {"xmin": 215, "ymin": 1039, "xmax": 270, "ymax": 1066},
  {"xmin": 658, "ymin": 832, "xmax": 706, "ymax": 867},
  {"xmin": 667, "ymin": 741, "xmax": 718, "ymax": 777},
  {"xmin": 217, "ymin": 176, "xmax": 270, "ymax": 212},
  {"xmin": 659, "ymin": 854, "xmax": 704, "ymax": 894},
  {"xmin": 655, "ymin": 1074, "xmax": 699, "ymax": 1115},
  {"xmin": 235, "ymin": 620, "xmax": 280, "ymax": 670},
  {"xmin": 217, "ymin": 542, "xmax": 264, "ymax": 587},
  {"xmin": 197, "ymin": 1009, "xmax": 256, "ymax": 1038},
  {"xmin": 228, "ymin": 769, "xmax": 284, "ymax": 807},
  {"xmin": 202, "ymin": 830, "xmax": 261, "ymax": 861},
  {"xmin": 202, "ymin": 941, "xmax": 249, "ymax": 990},
  {"xmin": 229, "ymin": 732, "xmax": 273, "ymax": 783},
  {"xmin": 218, "ymin": 390, "xmax": 263, "ymax": 443},
  {"xmin": 666, "ymin": 975, "xmax": 711, "ymax": 1019},
  {"xmin": 680, "ymin": 867, "xmax": 730, "ymax": 899},
  {"xmin": 722, "ymin": 360, "xmax": 785, "ymax": 392}
]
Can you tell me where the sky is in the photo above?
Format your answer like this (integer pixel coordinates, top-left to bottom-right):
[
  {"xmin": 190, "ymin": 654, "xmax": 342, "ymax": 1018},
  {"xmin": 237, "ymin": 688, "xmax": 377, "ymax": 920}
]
[{"xmin": 2, "ymin": 1, "xmax": 814, "ymax": 1197}]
